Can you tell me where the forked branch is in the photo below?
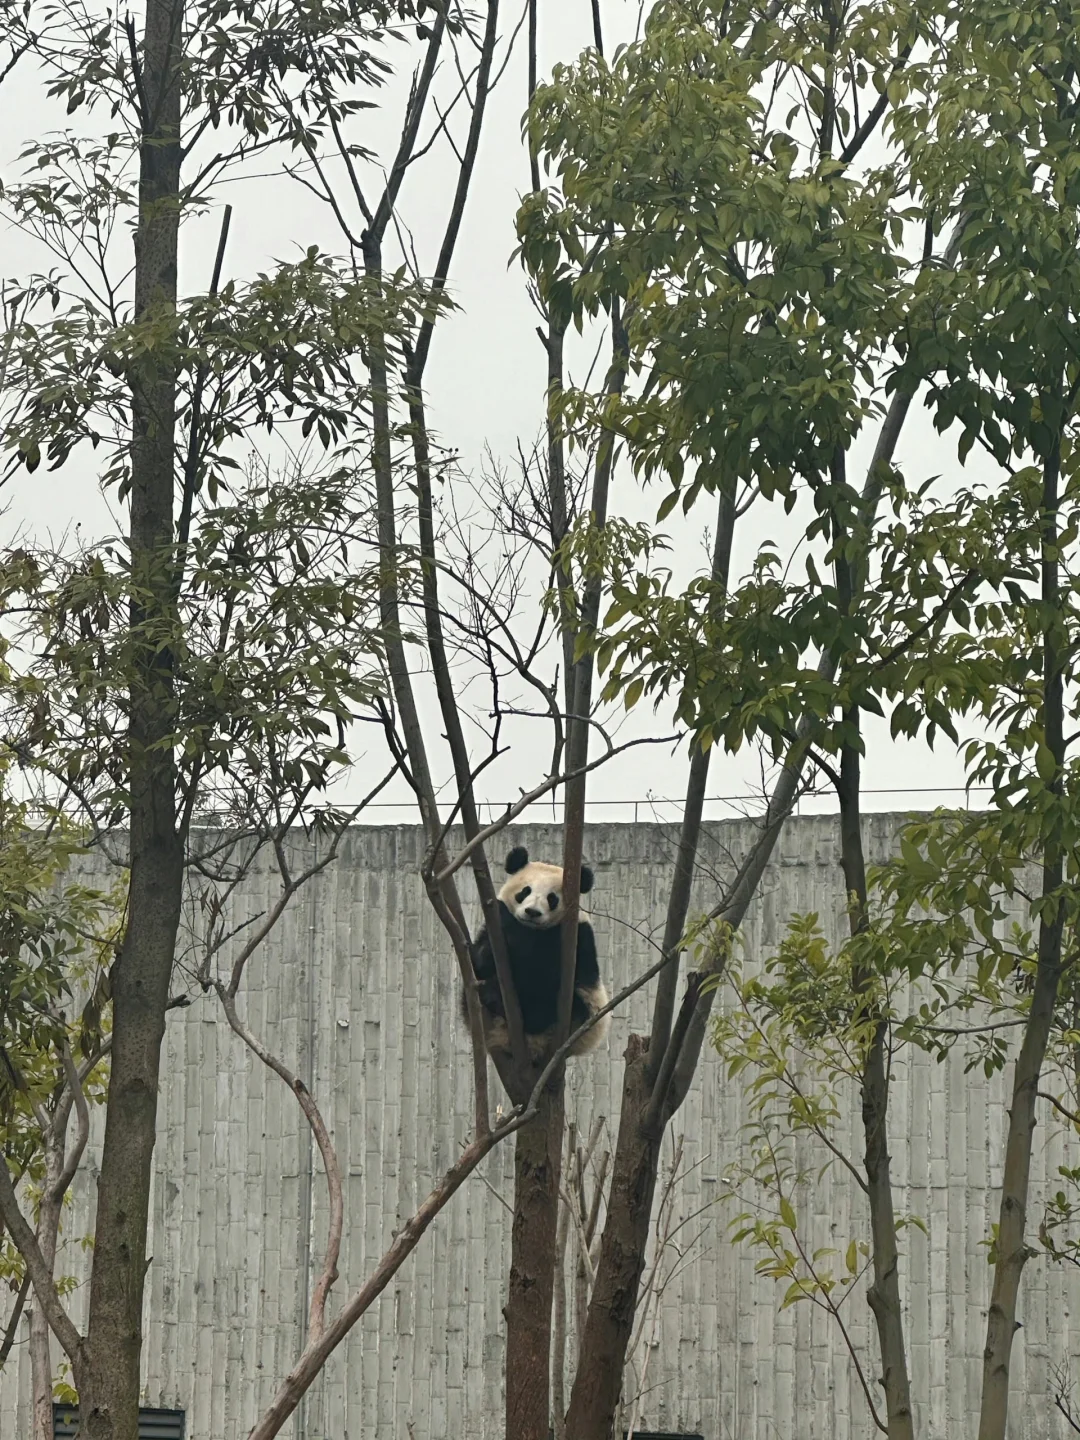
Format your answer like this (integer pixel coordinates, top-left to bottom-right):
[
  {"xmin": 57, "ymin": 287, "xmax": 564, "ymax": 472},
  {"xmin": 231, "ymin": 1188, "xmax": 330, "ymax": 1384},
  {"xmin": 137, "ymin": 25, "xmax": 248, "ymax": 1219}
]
[{"xmin": 216, "ymin": 987, "xmax": 343, "ymax": 1342}]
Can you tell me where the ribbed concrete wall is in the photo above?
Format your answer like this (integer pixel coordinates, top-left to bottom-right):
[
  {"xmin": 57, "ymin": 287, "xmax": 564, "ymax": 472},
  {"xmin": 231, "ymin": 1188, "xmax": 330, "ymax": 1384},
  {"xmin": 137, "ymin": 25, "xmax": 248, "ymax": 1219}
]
[{"xmin": 1, "ymin": 816, "xmax": 1076, "ymax": 1438}]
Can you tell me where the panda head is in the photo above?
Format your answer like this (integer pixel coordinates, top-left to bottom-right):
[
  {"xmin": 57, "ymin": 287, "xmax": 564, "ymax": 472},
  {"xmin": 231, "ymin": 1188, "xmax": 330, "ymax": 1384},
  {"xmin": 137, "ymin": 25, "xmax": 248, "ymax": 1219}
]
[{"xmin": 498, "ymin": 846, "xmax": 594, "ymax": 929}]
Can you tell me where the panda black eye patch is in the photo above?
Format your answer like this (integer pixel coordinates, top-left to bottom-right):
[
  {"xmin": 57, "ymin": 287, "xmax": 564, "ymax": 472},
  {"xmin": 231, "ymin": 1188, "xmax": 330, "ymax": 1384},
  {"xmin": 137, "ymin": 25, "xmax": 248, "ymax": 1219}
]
[
  {"xmin": 547, "ymin": 893, "xmax": 559, "ymax": 910},
  {"xmin": 515, "ymin": 886, "xmax": 532, "ymax": 904}
]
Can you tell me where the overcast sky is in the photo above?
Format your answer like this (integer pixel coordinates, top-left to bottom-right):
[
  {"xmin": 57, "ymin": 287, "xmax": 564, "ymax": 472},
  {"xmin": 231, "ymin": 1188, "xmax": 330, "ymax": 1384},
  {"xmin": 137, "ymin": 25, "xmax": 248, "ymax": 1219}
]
[{"xmin": 0, "ymin": 1, "xmax": 985, "ymax": 827}]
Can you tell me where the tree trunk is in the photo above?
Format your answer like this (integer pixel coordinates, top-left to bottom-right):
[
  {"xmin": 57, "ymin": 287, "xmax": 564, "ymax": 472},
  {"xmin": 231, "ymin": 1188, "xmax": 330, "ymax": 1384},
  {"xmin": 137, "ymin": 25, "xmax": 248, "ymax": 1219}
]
[
  {"xmin": 977, "ymin": 940, "xmax": 1063, "ymax": 1440},
  {"xmin": 511, "ymin": 299, "xmax": 623, "ymax": 1440},
  {"xmin": 860, "ymin": 1017, "xmax": 913, "ymax": 1439},
  {"xmin": 565, "ymin": 727, "xmax": 805, "ymax": 1439},
  {"xmin": 562, "ymin": 209, "xmax": 937, "ymax": 1428},
  {"xmin": 506, "ymin": 1081, "xmax": 565, "ymax": 1440},
  {"xmin": 30, "ymin": 1281, "xmax": 55, "ymax": 1440},
  {"xmin": 978, "ymin": 437, "xmax": 1065, "ymax": 1440},
  {"xmin": 80, "ymin": 0, "xmax": 185, "ymax": 1435},
  {"xmin": 838, "ymin": 716, "xmax": 913, "ymax": 1440},
  {"xmin": 30, "ymin": 1188, "xmax": 62, "ymax": 1440},
  {"xmin": 563, "ymin": 784, "xmax": 796, "ymax": 1436},
  {"xmin": 564, "ymin": 1038, "xmax": 660, "ymax": 1440},
  {"xmin": 551, "ymin": 1177, "xmax": 571, "ymax": 1440}
]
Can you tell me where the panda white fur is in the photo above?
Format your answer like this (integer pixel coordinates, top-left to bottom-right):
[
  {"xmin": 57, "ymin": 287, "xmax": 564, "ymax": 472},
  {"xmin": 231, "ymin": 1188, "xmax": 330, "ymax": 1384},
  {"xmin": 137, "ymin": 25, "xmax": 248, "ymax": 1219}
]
[{"xmin": 462, "ymin": 846, "xmax": 611, "ymax": 1059}]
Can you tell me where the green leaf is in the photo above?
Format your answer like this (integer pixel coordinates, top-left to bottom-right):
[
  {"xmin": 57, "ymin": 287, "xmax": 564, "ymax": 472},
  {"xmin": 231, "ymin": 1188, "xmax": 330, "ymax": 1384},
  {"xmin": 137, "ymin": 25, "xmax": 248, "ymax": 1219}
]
[
  {"xmin": 1035, "ymin": 743, "xmax": 1057, "ymax": 781},
  {"xmin": 656, "ymin": 490, "xmax": 680, "ymax": 522}
]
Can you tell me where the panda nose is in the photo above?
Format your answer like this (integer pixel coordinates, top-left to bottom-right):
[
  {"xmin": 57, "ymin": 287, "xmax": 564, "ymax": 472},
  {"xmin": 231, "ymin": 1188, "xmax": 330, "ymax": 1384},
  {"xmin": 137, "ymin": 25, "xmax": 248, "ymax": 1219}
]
[{"xmin": 524, "ymin": 906, "xmax": 542, "ymax": 920}]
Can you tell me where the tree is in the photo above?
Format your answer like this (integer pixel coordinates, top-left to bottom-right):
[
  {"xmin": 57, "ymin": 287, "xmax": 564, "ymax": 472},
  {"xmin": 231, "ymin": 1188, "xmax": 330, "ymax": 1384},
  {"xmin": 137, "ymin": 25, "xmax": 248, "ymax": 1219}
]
[
  {"xmin": 0, "ymin": 0, "xmax": 481, "ymax": 1433},
  {"xmin": 0, "ymin": 760, "xmax": 117, "ymax": 1439},
  {"xmin": 0, "ymin": 0, "xmax": 670, "ymax": 1434},
  {"xmin": 515, "ymin": 0, "xmax": 1080, "ymax": 1435},
  {"xmin": 894, "ymin": 9, "xmax": 1080, "ymax": 1432},
  {"xmin": 12, "ymin": 0, "xmax": 1080, "ymax": 1436},
  {"xmin": 516, "ymin": 0, "xmax": 958, "ymax": 1431}
]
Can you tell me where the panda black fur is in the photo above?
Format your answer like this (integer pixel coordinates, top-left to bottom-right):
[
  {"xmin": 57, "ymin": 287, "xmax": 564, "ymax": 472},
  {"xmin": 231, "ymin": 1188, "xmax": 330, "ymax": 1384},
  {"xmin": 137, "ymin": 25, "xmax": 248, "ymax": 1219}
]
[{"xmin": 462, "ymin": 846, "xmax": 610, "ymax": 1059}]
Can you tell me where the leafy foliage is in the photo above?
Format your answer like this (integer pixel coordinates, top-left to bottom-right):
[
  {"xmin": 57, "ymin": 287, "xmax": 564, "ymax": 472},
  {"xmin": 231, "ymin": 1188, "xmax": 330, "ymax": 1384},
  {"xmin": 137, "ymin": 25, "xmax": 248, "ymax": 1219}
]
[
  {"xmin": 0, "ymin": 455, "xmax": 394, "ymax": 838},
  {"xmin": 0, "ymin": 753, "xmax": 117, "ymax": 1316}
]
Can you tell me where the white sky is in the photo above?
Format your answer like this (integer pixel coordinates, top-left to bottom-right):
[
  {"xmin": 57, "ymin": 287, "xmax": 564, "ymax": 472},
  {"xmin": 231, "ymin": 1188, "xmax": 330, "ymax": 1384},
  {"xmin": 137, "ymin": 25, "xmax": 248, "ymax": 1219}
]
[{"xmin": 0, "ymin": 0, "xmax": 983, "ymax": 827}]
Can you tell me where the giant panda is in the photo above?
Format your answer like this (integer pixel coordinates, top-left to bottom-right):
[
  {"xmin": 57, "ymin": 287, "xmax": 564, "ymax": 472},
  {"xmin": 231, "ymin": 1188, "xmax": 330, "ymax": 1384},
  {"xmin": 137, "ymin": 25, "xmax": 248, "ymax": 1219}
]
[{"xmin": 461, "ymin": 845, "xmax": 611, "ymax": 1059}]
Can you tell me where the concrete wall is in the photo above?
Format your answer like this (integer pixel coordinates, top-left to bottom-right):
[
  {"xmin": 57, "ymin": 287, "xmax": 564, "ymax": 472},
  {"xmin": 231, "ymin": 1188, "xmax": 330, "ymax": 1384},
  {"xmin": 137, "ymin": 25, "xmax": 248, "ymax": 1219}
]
[{"xmin": 1, "ymin": 816, "xmax": 1077, "ymax": 1439}]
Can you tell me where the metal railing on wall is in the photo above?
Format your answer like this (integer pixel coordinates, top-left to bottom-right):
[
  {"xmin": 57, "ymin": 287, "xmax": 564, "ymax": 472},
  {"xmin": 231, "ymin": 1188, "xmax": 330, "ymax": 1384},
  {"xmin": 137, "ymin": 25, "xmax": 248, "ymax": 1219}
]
[{"xmin": 325, "ymin": 786, "xmax": 993, "ymax": 827}]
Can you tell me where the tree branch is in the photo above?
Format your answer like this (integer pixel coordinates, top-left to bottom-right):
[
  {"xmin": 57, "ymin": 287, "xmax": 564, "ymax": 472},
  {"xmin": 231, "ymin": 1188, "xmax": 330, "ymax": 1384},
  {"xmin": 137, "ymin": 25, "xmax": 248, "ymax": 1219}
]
[
  {"xmin": 222, "ymin": 788, "xmax": 392, "ymax": 998},
  {"xmin": 53, "ymin": 1040, "xmax": 92, "ymax": 1201},
  {"xmin": 0, "ymin": 1271, "xmax": 30, "ymax": 1368},
  {"xmin": 556, "ymin": 299, "xmax": 629, "ymax": 1051},
  {"xmin": 175, "ymin": 202, "xmax": 232, "ymax": 577},
  {"xmin": 248, "ymin": 976, "xmax": 638, "ymax": 1440},
  {"xmin": 216, "ymin": 987, "xmax": 343, "ymax": 1341},
  {"xmin": 0, "ymin": 1159, "xmax": 84, "ymax": 1375},
  {"xmin": 369, "ymin": 20, "xmax": 447, "ymax": 245},
  {"xmin": 651, "ymin": 215, "xmax": 972, "ymax": 1115},
  {"xmin": 408, "ymin": 0, "xmax": 500, "ymax": 384},
  {"xmin": 407, "ymin": 383, "xmax": 530, "ymax": 1085},
  {"xmin": 839, "ymin": 43, "xmax": 912, "ymax": 165},
  {"xmin": 646, "ymin": 484, "xmax": 736, "ymax": 1084},
  {"xmin": 1039, "ymin": 1090, "xmax": 1080, "ymax": 1128}
]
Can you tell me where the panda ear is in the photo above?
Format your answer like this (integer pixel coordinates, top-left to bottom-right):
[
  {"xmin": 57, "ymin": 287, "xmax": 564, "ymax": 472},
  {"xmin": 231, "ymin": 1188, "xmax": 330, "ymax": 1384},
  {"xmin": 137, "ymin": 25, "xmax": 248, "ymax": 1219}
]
[
  {"xmin": 579, "ymin": 864, "xmax": 594, "ymax": 894},
  {"xmin": 505, "ymin": 846, "xmax": 529, "ymax": 874}
]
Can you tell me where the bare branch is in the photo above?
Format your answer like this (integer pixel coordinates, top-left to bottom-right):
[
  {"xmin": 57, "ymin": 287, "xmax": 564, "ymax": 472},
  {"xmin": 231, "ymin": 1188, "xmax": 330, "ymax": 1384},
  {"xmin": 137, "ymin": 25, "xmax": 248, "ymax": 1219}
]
[
  {"xmin": 175, "ymin": 203, "xmax": 233, "ymax": 576},
  {"xmin": 408, "ymin": 0, "xmax": 500, "ymax": 383},
  {"xmin": 407, "ymin": 381, "xmax": 529, "ymax": 1083},
  {"xmin": 647, "ymin": 945, "xmax": 726, "ymax": 1135},
  {"xmin": 914, "ymin": 1017, "xmax": 1027, "ymax": 1038},
  {"xmin": 123, "ymin": 11, "xmax": 149, "ymax": 126},
  {"xmin": 248, "ymin": 1021, "xmax": 593, "ymax": 1438},
  {"xmin": 369, "ymin": 20, "xmax": 447, "ymax": 244},
  {"xmin": 222, "ymin": 784, "xmax": 395, "ymax": 998},
  {"xmin": 526, "ymin": 0, "xmax": 539, "ymax": 192},
  {"xmin": 560, "ymin": 1179, "xmax": 597, "ymax": 1288},
  {"xmin": 433, "ymin": 733, "xmax": 681, "ymax": 884},
  {"xmin": 216, "ymin": 987, "xmax": 343, "ymax": 1341},
  {"xmin": 552, "ymin": 1174, "xmax": 571, "ymax": 1440},
  {"xmin": 1053, "ymin": 1366, "xmax": 1080, "ymax": 1434}
]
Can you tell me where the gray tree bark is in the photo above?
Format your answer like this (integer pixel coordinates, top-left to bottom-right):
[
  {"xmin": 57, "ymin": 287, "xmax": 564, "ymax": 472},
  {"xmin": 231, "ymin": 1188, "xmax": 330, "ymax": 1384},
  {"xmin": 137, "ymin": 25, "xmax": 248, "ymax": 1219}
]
[
  {"xmin": 79, "ymin": 0, "xmax": 185, "ymax": 1434},
  {"xmin": 978, "ymin": 438, "xmax": 1066, "ymax": 1440}
]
